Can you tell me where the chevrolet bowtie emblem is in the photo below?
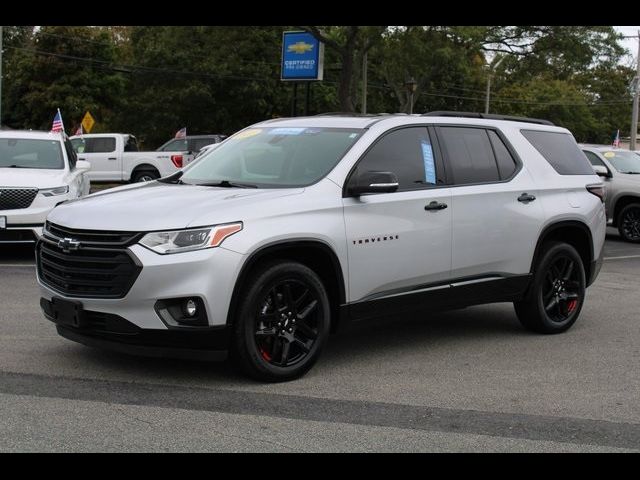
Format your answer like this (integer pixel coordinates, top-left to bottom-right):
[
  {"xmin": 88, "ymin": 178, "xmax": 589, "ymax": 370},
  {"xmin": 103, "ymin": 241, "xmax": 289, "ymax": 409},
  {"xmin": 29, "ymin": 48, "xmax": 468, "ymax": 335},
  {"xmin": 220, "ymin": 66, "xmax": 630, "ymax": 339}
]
[
  {"xmin": 58, "ymin": 237, "xmax": 81, "ymax": 253},
  {"xmin": 288, "ymin": 42, "xmax": 314, "ymax": 54}
]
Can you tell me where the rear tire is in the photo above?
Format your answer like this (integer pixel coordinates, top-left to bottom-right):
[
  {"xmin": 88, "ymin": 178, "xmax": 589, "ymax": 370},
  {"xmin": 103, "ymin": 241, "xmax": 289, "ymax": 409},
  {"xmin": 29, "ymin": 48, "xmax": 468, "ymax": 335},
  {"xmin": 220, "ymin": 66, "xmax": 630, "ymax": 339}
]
[
  {"xmin": 132, "ymin": 170, "xmax": 159, "ymax": 183},
  {"xmin": 617, "ymin": 203, "xmax": 640, "ymax": 243},
  {"xmin": 514, "ymin": 242, "xmax": 586, "ymax": 334},
  {"xmin": 231, "ymin": 261, "xmax": 331, "ymax": 382}
]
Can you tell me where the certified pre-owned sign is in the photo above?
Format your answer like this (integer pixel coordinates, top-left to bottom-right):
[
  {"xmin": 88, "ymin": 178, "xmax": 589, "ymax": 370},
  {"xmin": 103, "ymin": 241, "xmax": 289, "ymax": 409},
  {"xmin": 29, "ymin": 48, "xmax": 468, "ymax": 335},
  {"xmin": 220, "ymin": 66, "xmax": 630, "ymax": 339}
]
[{"xmin": 281, "ymin": 31, "xmax": 324, "ymax": 81}]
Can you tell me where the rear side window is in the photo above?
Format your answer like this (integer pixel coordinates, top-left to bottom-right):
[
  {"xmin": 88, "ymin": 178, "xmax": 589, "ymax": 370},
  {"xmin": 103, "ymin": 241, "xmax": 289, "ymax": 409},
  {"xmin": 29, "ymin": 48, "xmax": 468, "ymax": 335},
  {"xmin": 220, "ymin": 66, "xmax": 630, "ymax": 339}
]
[
  {"xmin": 583, "ymin": 150, "xmax": 605, "ymax": 167},
  {"xmin": 438, "ymin": 127, "xmax": 500, "ymax": 184},
  {"xmin": 487, "ymin": 130, "xmax": 517, "ymax": 179},
  {"xmin": 521, "ymin": 130, "xmax": 594, "ymax": 175},
  {"xmin": 86, "ymin": 137, "xmax": 116, "ymax": 153}
]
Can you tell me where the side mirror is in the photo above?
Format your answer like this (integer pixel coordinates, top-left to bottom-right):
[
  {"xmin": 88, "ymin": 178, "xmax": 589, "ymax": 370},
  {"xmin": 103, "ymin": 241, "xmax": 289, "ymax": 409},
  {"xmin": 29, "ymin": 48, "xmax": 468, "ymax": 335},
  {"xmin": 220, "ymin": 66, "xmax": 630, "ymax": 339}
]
[
  {"xmin": 592, "ymin": 165, "xmax": 610, "ymax": 178},
  {"xmin": 349, "ymin": 171, "xmax": 399, "ymax": 196},
  {"xmin": 76, "ymin": 160, "xmax": 91, "ymax": 171}
]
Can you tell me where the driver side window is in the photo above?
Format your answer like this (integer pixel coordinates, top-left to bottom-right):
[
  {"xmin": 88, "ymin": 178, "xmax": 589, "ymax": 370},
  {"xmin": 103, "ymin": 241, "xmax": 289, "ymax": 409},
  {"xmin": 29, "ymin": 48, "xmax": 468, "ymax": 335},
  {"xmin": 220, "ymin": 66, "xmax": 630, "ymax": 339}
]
[{"xmin": 350, "ymin": 127, "xmax": 440, "ymax": 192}]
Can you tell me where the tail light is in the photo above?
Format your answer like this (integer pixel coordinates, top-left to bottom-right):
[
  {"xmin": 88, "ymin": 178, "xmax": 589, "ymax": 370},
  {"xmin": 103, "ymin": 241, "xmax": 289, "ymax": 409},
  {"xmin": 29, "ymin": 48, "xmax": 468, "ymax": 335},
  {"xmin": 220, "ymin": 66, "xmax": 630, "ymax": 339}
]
[
  {"xmin": 586, "ymin": 183, "xmax": 606, "ymax": 203},
  {"xmin": 171, "ymin": 155, "xmax": 183, "ymax": 168}
]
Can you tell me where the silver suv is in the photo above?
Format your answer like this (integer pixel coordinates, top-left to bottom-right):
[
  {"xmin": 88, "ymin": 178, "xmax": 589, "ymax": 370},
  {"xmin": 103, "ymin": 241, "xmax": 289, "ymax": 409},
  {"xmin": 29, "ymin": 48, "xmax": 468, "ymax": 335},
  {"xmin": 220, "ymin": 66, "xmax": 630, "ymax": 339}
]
[
  {"xmin": 36, "ymin": 112, "xmax": 606, "ymax": 381},
  {"xmin": 580, "ymin": 144, "xmax": 640, "ymax": 242}
]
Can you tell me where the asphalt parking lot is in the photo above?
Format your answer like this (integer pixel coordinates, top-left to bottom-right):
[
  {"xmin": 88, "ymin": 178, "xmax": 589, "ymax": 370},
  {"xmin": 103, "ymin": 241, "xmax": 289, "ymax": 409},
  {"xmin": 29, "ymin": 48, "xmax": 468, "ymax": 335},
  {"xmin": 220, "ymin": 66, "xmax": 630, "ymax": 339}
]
[{"xmin": 0, "ymin": 229, "xmax": 639, "ymax": 452}]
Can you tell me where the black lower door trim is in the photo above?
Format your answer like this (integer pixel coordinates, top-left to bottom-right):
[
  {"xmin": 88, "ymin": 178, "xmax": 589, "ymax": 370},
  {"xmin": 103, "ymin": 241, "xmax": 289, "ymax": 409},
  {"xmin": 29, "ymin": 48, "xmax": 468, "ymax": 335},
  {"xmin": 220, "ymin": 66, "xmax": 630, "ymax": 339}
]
[{"xmin": 345, "ymin": 274, "xmax": 532, "ymax": 321}]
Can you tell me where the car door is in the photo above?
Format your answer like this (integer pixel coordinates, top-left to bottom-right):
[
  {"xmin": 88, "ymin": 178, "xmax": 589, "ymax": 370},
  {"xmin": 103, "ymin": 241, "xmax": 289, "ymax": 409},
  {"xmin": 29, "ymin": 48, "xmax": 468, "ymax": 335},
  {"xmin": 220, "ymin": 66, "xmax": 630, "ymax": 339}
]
[
  {"xmin": 78, "ymin": 136, "xmax": 120, "ymax": 181},
  {"xmin": 342, "ymin": 126, "xmax": 452, "ymax": 319},
  {"xmin": 436, "ymin": 126, "xmax": 545, "ymax": 284}
]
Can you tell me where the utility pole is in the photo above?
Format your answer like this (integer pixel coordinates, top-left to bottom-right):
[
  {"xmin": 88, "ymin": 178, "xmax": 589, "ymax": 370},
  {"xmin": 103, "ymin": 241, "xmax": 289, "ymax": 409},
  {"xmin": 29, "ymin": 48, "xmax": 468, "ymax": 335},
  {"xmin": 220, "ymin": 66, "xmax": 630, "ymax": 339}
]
[
  {"xmin": 361, "ymin": 51, "xmax": 367, "ymax": 114},
  {"xmin": 485, "ymin": 55, "xmax": 506, "ymax": 115},
  {"xmin": 631, "ymin": 30, "xmax": 640, "ymax": 151}
]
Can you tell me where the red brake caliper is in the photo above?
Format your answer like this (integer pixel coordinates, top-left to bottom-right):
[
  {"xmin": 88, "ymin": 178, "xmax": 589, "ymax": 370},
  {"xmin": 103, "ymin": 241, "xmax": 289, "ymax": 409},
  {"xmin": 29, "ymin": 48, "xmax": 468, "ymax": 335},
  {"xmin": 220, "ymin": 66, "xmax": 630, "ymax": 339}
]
[{"xmin": 567, "ymin": 299, "xmax": 578, "ymax": 313}]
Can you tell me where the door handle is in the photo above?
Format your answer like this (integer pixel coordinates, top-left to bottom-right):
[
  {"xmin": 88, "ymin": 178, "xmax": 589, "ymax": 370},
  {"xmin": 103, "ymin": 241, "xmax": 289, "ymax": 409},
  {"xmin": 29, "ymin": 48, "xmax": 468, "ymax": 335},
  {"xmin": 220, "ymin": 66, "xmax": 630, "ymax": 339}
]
[
  {"xmin": 518, "ymin": 193, "xmax": 536, "ymax": 203},
  {"xmin": 425, "ymin": 201, "xmax": 448, "ymax": 211},
  {"xmin": 108, "ymin": 157, "xmax": 117, "ymax": 160},
  {"xmin": 78, "ymin": 158, "xmax": 86, "ymax": 161}
]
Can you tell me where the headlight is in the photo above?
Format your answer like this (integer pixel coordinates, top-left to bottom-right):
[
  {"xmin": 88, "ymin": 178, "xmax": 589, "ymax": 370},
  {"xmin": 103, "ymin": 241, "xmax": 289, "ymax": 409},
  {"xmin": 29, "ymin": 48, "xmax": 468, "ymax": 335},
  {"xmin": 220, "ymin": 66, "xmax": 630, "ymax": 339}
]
[
  {"xmin": 139, "ymin": 222, "xmax": 243, "ymax": 254},
  {"xmin": 40, "ymin": 186, "xmax": 69, "ymax": 197}
]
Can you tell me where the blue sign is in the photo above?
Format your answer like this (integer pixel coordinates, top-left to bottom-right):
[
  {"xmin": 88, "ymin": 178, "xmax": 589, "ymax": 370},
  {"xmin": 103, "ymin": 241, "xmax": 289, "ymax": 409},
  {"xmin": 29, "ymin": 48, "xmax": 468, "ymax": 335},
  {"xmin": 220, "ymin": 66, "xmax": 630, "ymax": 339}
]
[
  {"xmin": 281, "ymin": 31, "xmax": 324, "ymax": 81},
  {"xmin": 421, "ymin": 140, "xmax": 436, "ymax": 184}
]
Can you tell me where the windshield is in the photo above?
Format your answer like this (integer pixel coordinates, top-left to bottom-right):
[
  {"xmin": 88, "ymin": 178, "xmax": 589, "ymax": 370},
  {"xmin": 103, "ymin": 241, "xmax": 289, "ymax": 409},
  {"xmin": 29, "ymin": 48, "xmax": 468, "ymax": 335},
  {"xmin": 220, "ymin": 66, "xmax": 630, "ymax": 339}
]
[
  {"xmin": 601, "ymin": 150, "xmax": 640, "ymax": 174},
  {"xmin": 181, "ymin": 126, "xmax": 364, "ymax": 188},
  {"xmin": 0, "ymin": 138, "xmax": 64, "ymax": 169}
]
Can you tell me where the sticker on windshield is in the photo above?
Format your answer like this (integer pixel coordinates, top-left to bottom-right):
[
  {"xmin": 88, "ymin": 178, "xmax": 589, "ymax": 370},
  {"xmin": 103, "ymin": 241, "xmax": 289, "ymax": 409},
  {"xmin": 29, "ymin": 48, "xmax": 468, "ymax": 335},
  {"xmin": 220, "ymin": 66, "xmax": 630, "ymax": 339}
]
[
  {"xmin": 603, "ymin": 151, "xmax": 615, "ymax": 158},
  {"xmin": 421, "ymin": 140, "xmax": 436, "ymax": 184},
  {"xmin": 268, "ymin": 128, "xmax": 306, "ymax": 136},
  {"xmin": 234, "ymin": 129, "xmax": 262, "ymax": 140}
]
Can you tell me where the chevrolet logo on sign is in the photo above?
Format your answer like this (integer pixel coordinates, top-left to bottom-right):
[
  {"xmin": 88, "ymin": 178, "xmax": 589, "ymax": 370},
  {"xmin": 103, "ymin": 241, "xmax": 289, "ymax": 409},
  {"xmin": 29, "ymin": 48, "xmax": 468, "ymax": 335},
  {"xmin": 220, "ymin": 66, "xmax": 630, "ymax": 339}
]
[
  {"xmin": 58, "ymin": 238, "xmax": 81, "ymax": 253},
  {"xmin": 287, "ymin": 41, "xmax": 314, "ymax": 54}
]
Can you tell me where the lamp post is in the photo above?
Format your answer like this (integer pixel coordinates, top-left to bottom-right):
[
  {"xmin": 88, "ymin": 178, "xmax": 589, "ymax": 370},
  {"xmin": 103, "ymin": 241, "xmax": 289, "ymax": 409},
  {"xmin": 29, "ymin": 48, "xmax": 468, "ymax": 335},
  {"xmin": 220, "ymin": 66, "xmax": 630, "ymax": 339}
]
[
  {"xmin": 405, "ymin": 77, "xmax": 417, "ymax": 114},
  {"xmin": 485, "ymin": 55, "xmax": 506, "ymax": 115}
]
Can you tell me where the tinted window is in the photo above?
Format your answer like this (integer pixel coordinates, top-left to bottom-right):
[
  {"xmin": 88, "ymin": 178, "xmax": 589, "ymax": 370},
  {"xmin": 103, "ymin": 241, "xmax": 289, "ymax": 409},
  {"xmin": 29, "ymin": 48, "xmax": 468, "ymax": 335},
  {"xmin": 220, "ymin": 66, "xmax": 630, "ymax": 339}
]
[
  {"xmin": 488, "ymin": 130, "xmax": 517, "ymax": 179},
  {"xmin": 63, "ymin": 139, "xmax": 77, "ymax": 168},
  {"xmin": 124, "ymin": 136, "xmax": 138, "ymax": 152},
  {"xmin": 439, "ymin": 127, "xmax": 500, "ymax": 184},
  {"xmin": 521, "ymin": 130, "xmax": 594, "ymax": 175},
  {"xmin": 86, "ymin": 137, "xmax": 116, "ymax": 153},
  {"xmin": 0, "ymin": 138, "xmax": 64, "ymax": 169},
  {"xmin": 160, "ymin": 139, "xmax": 188, "ymax": 151},
  {"xmin": 193, "ymin": 138, "xmax": 216, "ymax": 152},
  {"xmin": 583, "ymin": 150, "xmax": 605, "ymax": 167},
  {"xmin": 352, "ymin": 127, "xmax": 438, "ymax": 191}
]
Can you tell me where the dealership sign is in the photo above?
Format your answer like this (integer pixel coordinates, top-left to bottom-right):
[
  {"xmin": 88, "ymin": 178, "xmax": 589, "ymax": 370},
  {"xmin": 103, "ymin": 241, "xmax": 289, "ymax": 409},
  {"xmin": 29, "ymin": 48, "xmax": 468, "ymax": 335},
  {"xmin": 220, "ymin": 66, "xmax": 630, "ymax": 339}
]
[{"xmin": 281, "ymin": 31, "xmax": 324, "ymax": 81}]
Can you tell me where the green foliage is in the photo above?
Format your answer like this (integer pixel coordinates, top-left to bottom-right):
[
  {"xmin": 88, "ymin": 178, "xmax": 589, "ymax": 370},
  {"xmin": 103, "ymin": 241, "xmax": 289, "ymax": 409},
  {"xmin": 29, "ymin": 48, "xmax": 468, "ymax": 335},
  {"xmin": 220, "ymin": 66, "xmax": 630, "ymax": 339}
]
[{"xmin": 0, "ymin": 25, "xmax": 635, "ymax": 146}]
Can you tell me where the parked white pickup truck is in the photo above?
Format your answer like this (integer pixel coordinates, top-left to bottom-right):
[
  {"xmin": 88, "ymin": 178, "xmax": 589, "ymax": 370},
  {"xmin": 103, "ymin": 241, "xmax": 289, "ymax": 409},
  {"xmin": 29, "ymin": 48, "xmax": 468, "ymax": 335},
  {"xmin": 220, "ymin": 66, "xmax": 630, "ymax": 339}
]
[{"xmin": 70, "ymin": 133, "xmax": 191, "ymax": 183}]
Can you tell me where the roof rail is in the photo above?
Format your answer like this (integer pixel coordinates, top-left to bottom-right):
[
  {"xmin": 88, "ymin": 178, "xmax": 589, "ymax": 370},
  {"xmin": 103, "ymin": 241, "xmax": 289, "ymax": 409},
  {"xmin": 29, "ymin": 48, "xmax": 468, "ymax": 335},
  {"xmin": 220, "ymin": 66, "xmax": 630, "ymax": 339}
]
[
  {"xmin": 422, "ymin": 111, "xmax": 555, "ymax": 126},
  {"xmin": 314, "ymin": 112, "xmax": 409, "ymax": 117}
]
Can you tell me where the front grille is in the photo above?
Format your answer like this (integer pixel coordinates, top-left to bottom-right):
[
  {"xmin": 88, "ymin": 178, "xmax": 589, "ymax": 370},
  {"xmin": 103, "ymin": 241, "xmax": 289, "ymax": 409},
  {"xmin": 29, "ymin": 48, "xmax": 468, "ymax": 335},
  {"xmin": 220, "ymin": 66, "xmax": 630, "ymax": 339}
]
[
  {"xmin": 0, "ymin": 229, "xmax": 37, "ymax": 243},
  {"xmin": 37, "ymin": 225, "xmax": 142, "ymax": 299},
  {"xmin": 0, "ymin": 188, "xmax": 38, "ymax": 210}
]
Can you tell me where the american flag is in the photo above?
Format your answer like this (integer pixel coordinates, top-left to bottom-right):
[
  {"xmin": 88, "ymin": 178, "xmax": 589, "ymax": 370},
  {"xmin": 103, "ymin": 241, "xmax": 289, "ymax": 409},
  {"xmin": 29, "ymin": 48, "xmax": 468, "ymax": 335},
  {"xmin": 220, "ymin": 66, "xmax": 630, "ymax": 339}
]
[
  {"xmin": 51, "ymin": 109, "xmax": 64, "ymax": 133},
  {"xmin": 175, "ymin": 127, "xmax": 187, "ymax": 139},
  {"xmin": 613, "ymin": 129, "xmax": 620, "ymax": 148},
  {"xmin": 74, "ymin": 124, "xmax": 84, "ymax": 136}
]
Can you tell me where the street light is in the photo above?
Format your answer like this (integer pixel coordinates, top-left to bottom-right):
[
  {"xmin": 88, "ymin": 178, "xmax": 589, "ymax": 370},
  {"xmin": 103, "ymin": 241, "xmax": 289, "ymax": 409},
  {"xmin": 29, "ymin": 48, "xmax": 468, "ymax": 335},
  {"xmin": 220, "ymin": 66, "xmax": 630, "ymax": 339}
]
[
  {"xmin": 485, "ymin": 55, "xmax": 507, "ymax": 115},
  {"xmin": 405, "ymin": 77, "xmax": 417, "ymax": 114}
]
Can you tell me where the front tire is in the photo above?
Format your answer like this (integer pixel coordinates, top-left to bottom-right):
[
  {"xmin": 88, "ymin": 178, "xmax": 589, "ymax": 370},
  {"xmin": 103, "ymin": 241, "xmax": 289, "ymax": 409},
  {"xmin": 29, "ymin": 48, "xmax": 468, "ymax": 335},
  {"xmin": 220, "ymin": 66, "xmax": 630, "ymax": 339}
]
[
  {"xmin": 617, "ymin": 203, "xmax": 640, "ymax": 243},
  {"xmin": 514, "ymin": 242, "xmax": 586, "ymax": 334},
  {"xmin": 132, "ymin": 170, "xmax": 160, "ymax": 183},
  {"xmin": 231, "ymin": 261, "xmax": 331, "ymax": 382}
]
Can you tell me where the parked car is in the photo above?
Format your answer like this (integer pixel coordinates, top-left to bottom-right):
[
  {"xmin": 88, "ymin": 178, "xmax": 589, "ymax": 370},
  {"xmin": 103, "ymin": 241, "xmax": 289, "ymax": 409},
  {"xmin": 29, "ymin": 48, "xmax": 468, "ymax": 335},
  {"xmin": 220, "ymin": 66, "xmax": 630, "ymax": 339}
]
[
  {"xmin": 70, "ymin": 133, "xmax": 188, "ymax": 183},
  {"xmin": 580, "ymin": 144, "xmax": 640, "ymax": 242},
  {"xmin": 156, "ymin": 134, "xmax": 227, "ymax": 154},
  {"xmin": 0, "ymin": 130, "xmax": 90, "ymax": 244},
  {"xmin": 37, "ymin": 113, "xmax": 605, "ymax": 382}
]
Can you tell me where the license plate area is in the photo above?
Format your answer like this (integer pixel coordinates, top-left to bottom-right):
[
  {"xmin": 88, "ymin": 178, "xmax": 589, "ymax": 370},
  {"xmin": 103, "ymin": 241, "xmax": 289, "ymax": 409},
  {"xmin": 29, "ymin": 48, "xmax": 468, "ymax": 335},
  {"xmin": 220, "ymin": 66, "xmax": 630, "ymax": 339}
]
[{"xmin": 50, "ymin": 297, "xmax": 86, "ymax": 328}]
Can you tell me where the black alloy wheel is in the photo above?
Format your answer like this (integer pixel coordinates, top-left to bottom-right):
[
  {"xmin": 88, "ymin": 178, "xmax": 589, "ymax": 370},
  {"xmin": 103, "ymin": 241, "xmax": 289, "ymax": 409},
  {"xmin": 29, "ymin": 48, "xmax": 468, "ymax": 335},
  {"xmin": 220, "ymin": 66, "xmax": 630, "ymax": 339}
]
[
  {"xmin": 254, "ymin": 279, "xmax": 320, "ymax": 367},
  {"xmin": 514, "ymin": 242, "xmax": 586, "ymax": 334},
  {"xmin": 232, "ymin": 261, "xmax": 330, "ymax": 382},
  {"xmin": 618, "ymin": 204, "xmax": 640, "ymax": 243}
]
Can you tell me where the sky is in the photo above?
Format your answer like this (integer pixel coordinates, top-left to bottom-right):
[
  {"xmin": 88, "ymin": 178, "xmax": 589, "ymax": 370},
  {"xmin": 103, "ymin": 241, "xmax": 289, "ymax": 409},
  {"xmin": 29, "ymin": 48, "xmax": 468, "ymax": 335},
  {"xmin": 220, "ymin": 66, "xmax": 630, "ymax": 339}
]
[{"xmin": 614, "ymin": 26, "xmax": 639, "ymax": 66}]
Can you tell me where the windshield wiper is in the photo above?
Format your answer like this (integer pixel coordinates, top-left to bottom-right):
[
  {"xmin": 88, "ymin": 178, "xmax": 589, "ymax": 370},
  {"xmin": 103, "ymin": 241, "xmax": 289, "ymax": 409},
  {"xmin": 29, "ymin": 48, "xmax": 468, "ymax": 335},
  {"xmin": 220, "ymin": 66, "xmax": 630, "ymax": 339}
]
[
  {"xmin": 620, "ymin": 171, "xmax": 640, "ymax": 174},
  {"xmin": 197, "ymin": 180, "xmax": 258, "ymax": 189}
]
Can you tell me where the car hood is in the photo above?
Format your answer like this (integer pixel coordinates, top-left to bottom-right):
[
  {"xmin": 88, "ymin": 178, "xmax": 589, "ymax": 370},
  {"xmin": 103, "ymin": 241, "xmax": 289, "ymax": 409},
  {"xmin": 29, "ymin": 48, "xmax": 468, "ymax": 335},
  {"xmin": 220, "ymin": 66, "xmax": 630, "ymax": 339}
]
[
  {"xmin": 48, "ymin": 181, "xmax": 305, "ymax": 231},
  {"xmin": 0, "ymin": 168, "xmax": 68, "ymax": 188}
]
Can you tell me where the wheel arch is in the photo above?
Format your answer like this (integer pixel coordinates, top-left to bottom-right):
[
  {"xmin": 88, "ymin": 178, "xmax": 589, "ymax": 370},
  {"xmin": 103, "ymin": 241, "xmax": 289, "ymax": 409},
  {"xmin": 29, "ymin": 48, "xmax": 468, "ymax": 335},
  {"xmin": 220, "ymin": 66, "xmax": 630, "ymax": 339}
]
[
  {"xmin": 226, "ymin": 239, "xmax": 347, "ymax": 333},
  {"xmin": 129, "ymin": 163, "xmax": 160, "ymax": 182},
  {"xmin": 530, "ymin": 220, "xmax": 594, "ymax": 284},
  {"xmin": 612, "ymin": 194, "xmax": 640, "ymax": 227}
]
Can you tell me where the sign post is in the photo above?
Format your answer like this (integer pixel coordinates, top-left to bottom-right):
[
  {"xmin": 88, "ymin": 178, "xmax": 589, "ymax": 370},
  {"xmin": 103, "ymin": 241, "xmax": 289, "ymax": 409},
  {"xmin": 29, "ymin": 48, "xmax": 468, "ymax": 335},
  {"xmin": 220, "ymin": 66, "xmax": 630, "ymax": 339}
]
[{"xmin": 281, "ymin": 31, "xmax": 324, "ymax": 116}]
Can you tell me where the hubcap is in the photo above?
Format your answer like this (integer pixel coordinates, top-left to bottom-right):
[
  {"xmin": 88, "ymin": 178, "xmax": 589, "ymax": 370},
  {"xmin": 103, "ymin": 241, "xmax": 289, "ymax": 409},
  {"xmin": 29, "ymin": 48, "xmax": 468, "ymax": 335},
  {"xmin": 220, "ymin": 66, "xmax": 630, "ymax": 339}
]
[
  {"xmin": 542, "ymin": 255, "xmax": 582, "ymax": 323},
  {"xmin": 621, "ymin": 208, "xmax": 640, "ymax": 241},
  {"xmin": 254, "ymin": 279, "xmax": 320, "ymax": 367}
]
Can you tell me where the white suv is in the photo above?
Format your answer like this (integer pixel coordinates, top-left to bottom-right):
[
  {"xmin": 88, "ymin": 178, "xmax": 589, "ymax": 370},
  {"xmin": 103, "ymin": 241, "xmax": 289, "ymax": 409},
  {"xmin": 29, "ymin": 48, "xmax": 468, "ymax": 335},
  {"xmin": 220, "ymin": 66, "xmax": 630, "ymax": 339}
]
[
  {"xmin": 0, "ymin": 131, "xmax": 90, "ymax": 243},
  {"xmin": 36, "ymin": 113, "xmax": 606, "ymax": 381}
]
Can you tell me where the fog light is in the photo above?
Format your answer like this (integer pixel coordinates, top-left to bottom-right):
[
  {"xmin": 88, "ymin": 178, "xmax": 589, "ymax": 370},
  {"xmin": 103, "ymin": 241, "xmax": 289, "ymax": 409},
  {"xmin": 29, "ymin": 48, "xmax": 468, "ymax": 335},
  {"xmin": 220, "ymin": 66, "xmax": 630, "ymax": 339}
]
[{"xmin": 184, "ymin": 299, "xmax": 198, "ymax": 317}]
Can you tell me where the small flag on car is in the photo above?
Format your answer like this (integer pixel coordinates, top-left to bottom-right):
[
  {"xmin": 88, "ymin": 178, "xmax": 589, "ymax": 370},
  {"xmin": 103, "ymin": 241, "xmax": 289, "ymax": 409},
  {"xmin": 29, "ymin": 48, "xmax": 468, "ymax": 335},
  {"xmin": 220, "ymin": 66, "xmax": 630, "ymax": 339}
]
[
  {"xmin": 175, "ymin": 127, "xmax": 187, "ymax": 139},
  {"xmin": 74, "ymin": 124, "xmax": 84, "ymax": 136},
  {"xmin": 51, "ymin": 109, "xmax": 64, "ymax": 133},
  {"xmin": 612, "ymin": 129, "xmax": 620, "ymax": 148}
]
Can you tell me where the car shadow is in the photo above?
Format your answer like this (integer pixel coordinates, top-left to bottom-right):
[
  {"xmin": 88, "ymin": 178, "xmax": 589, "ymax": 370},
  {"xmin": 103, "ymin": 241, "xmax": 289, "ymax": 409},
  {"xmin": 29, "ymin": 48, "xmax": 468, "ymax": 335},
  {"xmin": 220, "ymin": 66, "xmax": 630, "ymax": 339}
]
[{"xmin": 58, "ymin": 303, "xmax": 528, "ymax": 386}]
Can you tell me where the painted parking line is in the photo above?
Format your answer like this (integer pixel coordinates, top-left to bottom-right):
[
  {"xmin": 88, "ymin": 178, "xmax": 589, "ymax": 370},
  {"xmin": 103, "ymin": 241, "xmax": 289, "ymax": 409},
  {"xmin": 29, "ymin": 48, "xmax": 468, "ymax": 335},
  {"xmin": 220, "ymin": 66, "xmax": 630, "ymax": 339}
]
[{"xmin": 603, "ymin": 255, "xmax": 640, "ymax": 261}]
